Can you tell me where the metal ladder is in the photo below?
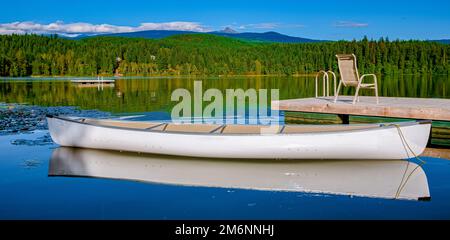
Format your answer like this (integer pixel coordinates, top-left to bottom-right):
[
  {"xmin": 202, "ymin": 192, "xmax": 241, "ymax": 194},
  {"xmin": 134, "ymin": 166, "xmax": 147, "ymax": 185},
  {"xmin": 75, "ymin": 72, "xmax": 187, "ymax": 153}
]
[{"xmin": 315, "ymin": 70, "xmax": 337, "ymax": 98}]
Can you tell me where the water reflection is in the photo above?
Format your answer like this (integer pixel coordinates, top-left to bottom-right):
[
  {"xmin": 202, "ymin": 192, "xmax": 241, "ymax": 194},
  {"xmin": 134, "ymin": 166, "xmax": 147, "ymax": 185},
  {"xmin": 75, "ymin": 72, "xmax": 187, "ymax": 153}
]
[
  {"xmin": 49, "ymin": 147, "xmax": 430, "ymax": 201},
  {"xmin": 1, "ymin": 75, "xmax": 449, "ymax": 113}
]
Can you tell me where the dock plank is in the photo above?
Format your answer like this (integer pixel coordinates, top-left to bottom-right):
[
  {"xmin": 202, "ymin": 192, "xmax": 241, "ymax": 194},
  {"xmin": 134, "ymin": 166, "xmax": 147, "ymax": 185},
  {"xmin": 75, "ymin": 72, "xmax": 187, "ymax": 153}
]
[{"xmin": 273, "ymin": 96, "xmax": 450, "ymax": 121}]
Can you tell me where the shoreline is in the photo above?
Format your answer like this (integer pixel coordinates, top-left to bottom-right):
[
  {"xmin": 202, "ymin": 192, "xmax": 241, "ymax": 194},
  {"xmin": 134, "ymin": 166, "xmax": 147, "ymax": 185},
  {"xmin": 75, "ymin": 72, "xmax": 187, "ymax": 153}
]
[
  {"xmin": 1, "ymin": 73, "xmax": 449, "ymax": 80},
  {"xmin": 0, "ymin": 74, "xmax": 317, "ymax": 79}
]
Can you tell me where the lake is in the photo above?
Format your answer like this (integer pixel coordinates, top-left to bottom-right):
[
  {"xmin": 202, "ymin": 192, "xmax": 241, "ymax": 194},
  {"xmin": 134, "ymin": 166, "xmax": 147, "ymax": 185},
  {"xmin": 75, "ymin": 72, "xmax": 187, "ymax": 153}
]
[
  {"xmin": 1, "ymin": 75, "xmax": 450, "ymax": 219},
  {"xmin": 1, "ymin": 74, "xmax": 449, "ymax": 113}
]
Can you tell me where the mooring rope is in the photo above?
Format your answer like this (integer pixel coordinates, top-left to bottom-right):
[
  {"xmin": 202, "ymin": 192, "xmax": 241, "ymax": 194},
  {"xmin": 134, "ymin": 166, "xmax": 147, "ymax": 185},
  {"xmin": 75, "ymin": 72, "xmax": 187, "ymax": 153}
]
[
  {"xmin": 386, "ymin": 123, "xmax": 427, "ymax": 199},
  {"xmin": 389, "ymin": 123, "xmax": 426, "ymax": 164}
]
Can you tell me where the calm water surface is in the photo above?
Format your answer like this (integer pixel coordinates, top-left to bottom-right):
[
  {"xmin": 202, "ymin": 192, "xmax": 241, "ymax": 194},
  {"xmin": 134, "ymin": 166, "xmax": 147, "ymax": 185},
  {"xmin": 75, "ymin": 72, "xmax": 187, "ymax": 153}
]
[
  {"xmin": 1, "ymin": 75, "xmax": 449, "ymax": 113},
  {"xmin": 1, "ymin": 75, "xmax": 450, "ymax": 219}
]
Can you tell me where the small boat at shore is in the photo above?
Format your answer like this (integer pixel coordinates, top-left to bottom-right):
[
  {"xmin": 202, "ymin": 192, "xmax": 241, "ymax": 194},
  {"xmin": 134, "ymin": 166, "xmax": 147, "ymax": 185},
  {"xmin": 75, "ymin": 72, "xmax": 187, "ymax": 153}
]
[
  {"xmin": 49, "ymin": 147, "xmax": 430, "ymax": 200},
  {"xmin": 46, "ymin": 115, "xmax": 431, "ymax": 159}
]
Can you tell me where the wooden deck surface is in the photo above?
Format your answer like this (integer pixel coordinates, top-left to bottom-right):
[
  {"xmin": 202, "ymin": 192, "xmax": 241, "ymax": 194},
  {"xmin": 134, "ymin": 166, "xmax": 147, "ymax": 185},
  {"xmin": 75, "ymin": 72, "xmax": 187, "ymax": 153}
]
[{"xmin": 273, "ymin": 96, "xmax": 450, "ymax": 121}]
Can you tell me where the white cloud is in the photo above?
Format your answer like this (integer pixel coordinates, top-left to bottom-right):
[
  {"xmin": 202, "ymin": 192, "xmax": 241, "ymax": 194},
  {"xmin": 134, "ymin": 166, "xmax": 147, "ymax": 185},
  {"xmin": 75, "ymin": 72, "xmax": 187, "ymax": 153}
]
[
  {"xmin": 334, "ymin": 21, "xmax": 369, "ymax": 28},
  {"xmin": 137, "ymin": 22, "xmax": 207, "ymax": 32},
  {"xmin": 238, "ymin": 23, "xmax": 279, "ymax": 30},
  {"xmin": 285, "ymin": 24, "xmax": 306, "ymax": 28},
  {"xmin": 223, "ymin": 22, "xmax": 304, "ymax": 31},
  {"xmin": 0, "ymin": 21, "xmax": 209, "ymax": 36}
]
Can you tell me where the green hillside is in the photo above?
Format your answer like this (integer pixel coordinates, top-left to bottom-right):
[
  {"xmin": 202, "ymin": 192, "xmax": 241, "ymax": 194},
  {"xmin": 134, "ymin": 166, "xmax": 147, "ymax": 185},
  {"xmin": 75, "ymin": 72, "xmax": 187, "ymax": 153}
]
[{"xmin": 0, "ymin": 34, "xmax": 449, "ymax": 77}]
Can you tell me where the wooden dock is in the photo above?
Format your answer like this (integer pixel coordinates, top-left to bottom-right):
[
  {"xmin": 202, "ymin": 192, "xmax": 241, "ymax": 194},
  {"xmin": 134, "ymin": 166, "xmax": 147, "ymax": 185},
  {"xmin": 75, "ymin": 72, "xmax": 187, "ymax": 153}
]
[
  {"xmin": 273, "ymin": 96, "xmax": 450, "ymax": 122},
  {"xmin": 71, "ymin": 79, "xmax": 115, "ymax": 84}
]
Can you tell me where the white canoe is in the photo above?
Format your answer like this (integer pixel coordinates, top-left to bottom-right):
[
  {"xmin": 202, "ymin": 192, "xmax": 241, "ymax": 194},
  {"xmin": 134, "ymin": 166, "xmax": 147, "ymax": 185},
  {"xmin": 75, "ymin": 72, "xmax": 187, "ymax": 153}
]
[
  {"xmin": 49, "ymin": 147, "xmax": 430, "ymax": 201},
  {"xmin": 46, "ymin": 115, "xmax": 431, "ymax": 159}
]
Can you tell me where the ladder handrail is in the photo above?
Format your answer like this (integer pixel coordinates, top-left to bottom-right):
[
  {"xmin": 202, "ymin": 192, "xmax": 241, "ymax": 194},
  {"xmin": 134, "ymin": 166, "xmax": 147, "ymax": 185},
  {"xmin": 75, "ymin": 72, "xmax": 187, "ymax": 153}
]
[
  {"xmin": 315, "ymin": 70, "xmax": 328, "ymax": 98},
  {"xmin": 315, "ymin": 70, "xmax": 337, "ymax": 97},
  {"xmin": 327, "ymin": 70, "xmax": 337, "ymax": 97}
]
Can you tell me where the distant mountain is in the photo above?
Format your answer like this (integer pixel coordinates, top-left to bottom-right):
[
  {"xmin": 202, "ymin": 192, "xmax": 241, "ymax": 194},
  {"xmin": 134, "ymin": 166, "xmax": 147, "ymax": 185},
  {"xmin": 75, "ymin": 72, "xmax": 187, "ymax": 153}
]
[
  {"xmin": 211, "ymin": 30, "xmax": 320, "ymax": 43},
  {"xmin": 431, "ymin": 39, "xmax": 450, "ymax": 44},
  {"xmin": 83, "ymin": 28, "xmax": 321, "ymax": 43},
  {"xmin": 218, "ymin": 27, "xmax": 238, "ymax": 34}
]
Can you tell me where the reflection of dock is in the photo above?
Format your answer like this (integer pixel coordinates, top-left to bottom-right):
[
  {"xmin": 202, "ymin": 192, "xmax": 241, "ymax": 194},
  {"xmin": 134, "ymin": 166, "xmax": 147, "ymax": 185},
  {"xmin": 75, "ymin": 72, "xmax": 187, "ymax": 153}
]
[
  {"xmin": 72, "ymin": 83, "xmax": 115, "ymax": 88},
  {"xmin": 273, "ymin": 96, "xmax": 450, "ymax": 122},
  {"xmin": 422, "ymin": 148, "xmax": 450, "ymax": 159}
]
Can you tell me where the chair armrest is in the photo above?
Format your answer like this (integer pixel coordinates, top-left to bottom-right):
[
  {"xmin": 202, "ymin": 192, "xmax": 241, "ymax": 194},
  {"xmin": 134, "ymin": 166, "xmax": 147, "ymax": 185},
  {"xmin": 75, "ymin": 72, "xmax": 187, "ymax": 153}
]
[{"xmin": 359, "ymin": 74, "xmax": 378, "ymax": 84}]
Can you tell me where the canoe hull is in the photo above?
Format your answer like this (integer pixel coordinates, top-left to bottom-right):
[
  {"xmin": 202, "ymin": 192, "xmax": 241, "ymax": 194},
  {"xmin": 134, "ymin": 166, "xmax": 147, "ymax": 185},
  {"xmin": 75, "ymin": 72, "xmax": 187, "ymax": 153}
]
[{"xmin": 47, "ymin": 117, "xmax": 431, "ymax": 159}]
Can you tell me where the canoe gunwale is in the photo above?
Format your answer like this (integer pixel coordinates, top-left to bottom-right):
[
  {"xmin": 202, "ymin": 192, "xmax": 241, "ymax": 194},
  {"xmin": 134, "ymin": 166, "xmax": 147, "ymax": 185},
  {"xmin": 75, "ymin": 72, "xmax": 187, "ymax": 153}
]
[{"xmin": 46, "ymin": 115, "xmax": 431, "ymax": 137}]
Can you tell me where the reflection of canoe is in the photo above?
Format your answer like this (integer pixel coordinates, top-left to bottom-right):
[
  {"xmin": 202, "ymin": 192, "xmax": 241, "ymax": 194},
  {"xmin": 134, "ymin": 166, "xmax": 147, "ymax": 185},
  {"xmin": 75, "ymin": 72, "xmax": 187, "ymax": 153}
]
[
  {"xmin": 49, "ymin": 147, "xmax": 430, "ymax": 201},
  {"xmin": 46, "ymin": 115, "xmax": 431, "ymax": 159}
]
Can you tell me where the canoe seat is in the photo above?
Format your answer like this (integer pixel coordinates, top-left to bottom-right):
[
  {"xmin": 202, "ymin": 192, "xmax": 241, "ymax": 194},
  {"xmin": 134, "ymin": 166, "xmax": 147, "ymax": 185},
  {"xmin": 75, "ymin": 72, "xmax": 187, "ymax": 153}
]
[
  {"xmin": 85, "ymin": 119, "xmax": 160, "ymax": 129},
  {"xmin": 221, "ymin": 125, "xmax": 262, "ymax": 134},
  {"xmin": 163, "ymin": 124, "xmax": 223, "ymax": 133},
  {"xmin": 221, "ymin": 125, "xmax": 283, "ymax": 134}
]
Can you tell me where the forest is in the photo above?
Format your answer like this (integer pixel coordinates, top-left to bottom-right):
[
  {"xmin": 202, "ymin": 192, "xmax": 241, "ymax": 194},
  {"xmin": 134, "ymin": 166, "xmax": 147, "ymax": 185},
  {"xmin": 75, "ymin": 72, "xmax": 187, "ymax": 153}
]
[{"xmin": 0, "ymin": 33, "xmax": 449, "ymax": 77}]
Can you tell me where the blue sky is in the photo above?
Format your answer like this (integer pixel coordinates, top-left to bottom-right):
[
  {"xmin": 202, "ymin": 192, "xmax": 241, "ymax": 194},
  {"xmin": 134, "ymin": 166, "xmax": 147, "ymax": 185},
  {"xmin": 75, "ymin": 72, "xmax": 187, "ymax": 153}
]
[{"xmin": 1, "ymin": 0, "xmax": 449, "ymax": 40}]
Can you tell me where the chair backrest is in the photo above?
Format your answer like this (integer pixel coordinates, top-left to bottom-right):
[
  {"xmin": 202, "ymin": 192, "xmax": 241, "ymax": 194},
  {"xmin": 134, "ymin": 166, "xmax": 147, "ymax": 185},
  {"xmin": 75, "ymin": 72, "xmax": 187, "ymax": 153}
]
[{"xmin": 336, "ymin": 54, "xmax": 359, "ymax": 86}]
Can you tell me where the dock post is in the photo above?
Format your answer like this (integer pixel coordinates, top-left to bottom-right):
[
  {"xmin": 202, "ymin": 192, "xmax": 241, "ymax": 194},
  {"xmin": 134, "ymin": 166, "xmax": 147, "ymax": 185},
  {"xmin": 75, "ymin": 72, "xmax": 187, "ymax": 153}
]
[
  {"xmin": 338, "ymin": 114, "xmax": 350, "ymax": 124},
  {"xmin": 427, "ymin": 125, "xmax": 433, "ymax": 147}
]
